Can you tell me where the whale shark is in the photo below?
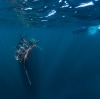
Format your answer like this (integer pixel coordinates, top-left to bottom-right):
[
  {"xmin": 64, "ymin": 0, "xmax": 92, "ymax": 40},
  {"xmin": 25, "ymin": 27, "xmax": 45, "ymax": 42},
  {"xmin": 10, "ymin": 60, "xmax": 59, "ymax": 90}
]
[{"xmin": 15, "ymin": 36, "xmax": 39, "ymax": 85}]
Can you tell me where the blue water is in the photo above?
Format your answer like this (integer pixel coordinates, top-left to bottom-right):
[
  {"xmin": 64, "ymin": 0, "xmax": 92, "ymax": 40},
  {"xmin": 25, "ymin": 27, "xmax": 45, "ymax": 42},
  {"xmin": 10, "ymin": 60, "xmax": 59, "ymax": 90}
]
[{"xmin": 0, "ymin": 0, "xmax": 100, "ymax": 99}]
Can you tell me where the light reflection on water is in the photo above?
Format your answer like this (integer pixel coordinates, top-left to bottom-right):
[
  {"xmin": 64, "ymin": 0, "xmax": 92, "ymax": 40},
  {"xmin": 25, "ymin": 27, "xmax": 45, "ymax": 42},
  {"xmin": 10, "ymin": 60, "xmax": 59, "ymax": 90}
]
[{"xmin": 7, "ymin": 0, "xmax": 100, "ymax": 27}]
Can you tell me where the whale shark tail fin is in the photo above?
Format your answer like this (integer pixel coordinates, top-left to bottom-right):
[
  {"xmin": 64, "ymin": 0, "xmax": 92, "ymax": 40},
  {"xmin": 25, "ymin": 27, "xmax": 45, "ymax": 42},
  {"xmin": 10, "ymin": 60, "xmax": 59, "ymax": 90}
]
[{"xmin": 24, "ymin": 64, "xmax": 32, "ymax": 86}]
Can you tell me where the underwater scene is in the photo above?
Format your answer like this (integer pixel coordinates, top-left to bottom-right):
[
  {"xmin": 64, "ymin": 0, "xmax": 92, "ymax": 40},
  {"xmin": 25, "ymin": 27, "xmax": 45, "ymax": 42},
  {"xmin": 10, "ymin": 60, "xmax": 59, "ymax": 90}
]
[{"xmin": 0, "ymin": 0, "xmax": 100, "ymax": 99}]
